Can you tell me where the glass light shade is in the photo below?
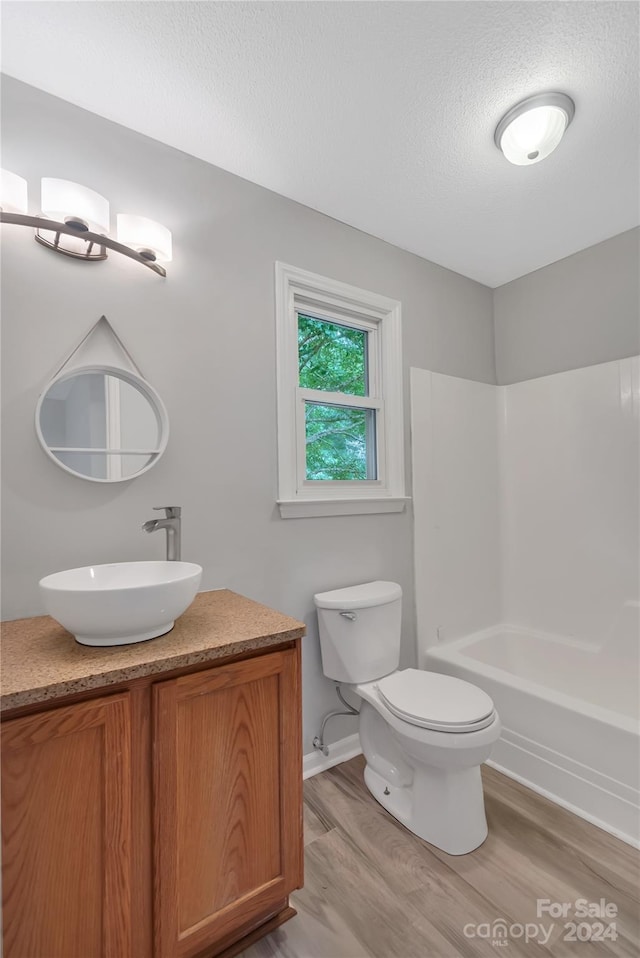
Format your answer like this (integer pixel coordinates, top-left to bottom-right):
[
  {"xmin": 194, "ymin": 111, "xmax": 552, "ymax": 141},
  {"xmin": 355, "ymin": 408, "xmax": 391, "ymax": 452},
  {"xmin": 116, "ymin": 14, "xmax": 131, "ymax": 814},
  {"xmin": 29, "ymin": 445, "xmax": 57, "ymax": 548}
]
[
  {"xmin": 1, "ymin": 169, "xmax": 28, "ymax": 213},
  {"xmin": 499, "ymin": 106, "xmax": 568, "ymax": 165},
  {"xmin": 495, "ymin": 93, "xmax": 575, "ymax": 166},
  {"xmin": 116, "ymin": 214, "xmax": 172, "ymax": 262},
  {"xmin": 41, "ymin": 178, "xmax": 110, "ymax": 233}
]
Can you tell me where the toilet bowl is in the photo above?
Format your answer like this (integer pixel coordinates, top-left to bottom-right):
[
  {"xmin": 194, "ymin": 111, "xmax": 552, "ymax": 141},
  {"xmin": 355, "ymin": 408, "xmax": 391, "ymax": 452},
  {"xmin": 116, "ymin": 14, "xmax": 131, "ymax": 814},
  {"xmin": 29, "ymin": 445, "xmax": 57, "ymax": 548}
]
[
  {"xmin": 354, "ymin": 671, "xmax": 501, "ymax": 855},
  {"xmin": 314, "ymin": 581, "xmax": 502, "ymax": 855}
]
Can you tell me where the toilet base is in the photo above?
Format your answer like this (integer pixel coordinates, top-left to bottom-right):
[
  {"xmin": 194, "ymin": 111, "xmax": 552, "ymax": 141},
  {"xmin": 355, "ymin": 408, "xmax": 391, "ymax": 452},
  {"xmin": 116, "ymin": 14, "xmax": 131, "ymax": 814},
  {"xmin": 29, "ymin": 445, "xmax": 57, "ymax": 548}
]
[{"xmin": 363, "ymin": 760, "xmax": 488, "ymax": 856}]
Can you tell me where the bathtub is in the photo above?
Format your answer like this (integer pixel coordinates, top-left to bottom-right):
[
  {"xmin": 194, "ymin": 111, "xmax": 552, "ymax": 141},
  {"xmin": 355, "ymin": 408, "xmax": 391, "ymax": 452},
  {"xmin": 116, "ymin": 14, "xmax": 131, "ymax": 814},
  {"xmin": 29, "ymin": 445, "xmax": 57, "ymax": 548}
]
[{"xmin": 425, "ymin": 619, "xmax": 640, "ymax": 847}]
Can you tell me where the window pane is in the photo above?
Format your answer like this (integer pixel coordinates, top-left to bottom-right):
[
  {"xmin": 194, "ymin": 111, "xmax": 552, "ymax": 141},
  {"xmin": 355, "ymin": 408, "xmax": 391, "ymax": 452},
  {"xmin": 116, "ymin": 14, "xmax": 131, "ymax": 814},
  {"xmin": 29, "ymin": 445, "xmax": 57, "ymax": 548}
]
[
  {"xmin": 298, "ymin": 315, "xmax": 367, "ymax": 396},
  {"xmin": 305, "ymin": 402, "xmax": 376, "ymax": 480}
]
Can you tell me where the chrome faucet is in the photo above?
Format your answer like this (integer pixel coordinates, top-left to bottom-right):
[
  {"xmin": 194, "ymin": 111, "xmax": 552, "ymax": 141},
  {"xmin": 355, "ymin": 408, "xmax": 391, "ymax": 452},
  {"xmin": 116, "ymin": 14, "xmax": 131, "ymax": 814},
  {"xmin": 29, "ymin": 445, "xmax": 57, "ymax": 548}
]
[{"xmin": 142, "ymin": 506, "xmax": 181, "ymax": 561}]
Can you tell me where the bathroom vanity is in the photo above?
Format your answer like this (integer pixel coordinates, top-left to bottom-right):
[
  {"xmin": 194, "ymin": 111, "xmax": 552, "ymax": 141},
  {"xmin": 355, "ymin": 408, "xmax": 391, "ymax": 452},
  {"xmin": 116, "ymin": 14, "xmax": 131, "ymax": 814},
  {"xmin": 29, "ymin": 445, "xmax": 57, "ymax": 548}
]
[{"xmin": 1, "ymin": 590, "xmax": 305, "ymax": 958}]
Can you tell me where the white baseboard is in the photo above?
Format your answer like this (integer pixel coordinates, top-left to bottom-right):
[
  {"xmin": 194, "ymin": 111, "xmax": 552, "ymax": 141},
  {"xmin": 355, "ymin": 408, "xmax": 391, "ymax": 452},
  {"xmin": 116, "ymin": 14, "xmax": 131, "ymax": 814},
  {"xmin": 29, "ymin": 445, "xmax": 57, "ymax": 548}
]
[
  {"xmin": 303, "ymin": 732, "xmax": 362, "ymax": 780},
  {"xmin": 302, "ymin": 727, "xmax": 640, "ymax": 850},
  {"xmin": 488, "ymin": 730, "xmax": 640, "ymax": 849}
]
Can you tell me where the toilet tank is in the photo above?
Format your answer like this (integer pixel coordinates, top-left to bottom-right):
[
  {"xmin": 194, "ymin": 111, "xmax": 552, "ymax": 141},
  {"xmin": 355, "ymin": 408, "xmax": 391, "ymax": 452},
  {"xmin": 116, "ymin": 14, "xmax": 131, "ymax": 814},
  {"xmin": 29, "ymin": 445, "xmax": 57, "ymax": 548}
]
[{"xmin": 313, "ymin": 581, "xmax": 402, "ymax": 683}]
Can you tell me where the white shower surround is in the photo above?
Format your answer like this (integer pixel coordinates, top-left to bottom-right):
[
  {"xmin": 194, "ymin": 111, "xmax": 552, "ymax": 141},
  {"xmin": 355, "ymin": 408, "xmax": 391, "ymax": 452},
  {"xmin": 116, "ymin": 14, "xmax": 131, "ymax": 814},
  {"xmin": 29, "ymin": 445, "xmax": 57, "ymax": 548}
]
[{"xmin": 410, "ymin": 358, "xmax": 640, "ymax": 845}]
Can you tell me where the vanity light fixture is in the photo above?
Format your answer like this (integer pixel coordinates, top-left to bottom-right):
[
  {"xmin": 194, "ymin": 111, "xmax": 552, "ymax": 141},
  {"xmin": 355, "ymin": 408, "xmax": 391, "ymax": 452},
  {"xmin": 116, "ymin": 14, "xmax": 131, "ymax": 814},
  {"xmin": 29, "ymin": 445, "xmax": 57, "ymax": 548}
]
[
  {"xmin": 117, "ymin": 214, "xmax": 172, "ymax": 264},
  {"xmin": 0, "ymin": 171, "xmax": 171, "ymax": 276},
  {"xmin": 494, "ymin": 92, "xmax": 575, "ymax": 166},
  {"xmin": 0, "ymin": 169, "xmax": 28, "ymax": 213},
  {"xmin": 37, "ymin": 178, "xmax": 111, "ymax": 261}
]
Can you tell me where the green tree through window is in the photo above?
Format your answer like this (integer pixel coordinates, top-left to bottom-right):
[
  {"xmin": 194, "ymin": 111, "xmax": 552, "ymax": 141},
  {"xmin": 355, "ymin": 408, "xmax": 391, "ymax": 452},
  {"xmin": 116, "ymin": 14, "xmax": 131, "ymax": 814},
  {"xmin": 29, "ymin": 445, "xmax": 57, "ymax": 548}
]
[
  {"xmin": 298, "ymin": 315, "xmax": 367, "ymax": 395},
  {"xmin": 298, "ymin": 315, "xmax": 374, "ymax": 480}
]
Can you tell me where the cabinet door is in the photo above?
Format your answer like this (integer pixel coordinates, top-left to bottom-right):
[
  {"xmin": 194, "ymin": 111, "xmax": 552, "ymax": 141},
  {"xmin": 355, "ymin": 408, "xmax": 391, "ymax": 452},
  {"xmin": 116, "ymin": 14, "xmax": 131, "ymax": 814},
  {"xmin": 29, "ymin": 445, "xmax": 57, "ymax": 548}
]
[
  {"xmin": 153, "ymin": 647, "xmax": 303, "ymax": 958},
  {"xmin": 1, "ymin": 693, "xmax": 133, "ymax": 958}
]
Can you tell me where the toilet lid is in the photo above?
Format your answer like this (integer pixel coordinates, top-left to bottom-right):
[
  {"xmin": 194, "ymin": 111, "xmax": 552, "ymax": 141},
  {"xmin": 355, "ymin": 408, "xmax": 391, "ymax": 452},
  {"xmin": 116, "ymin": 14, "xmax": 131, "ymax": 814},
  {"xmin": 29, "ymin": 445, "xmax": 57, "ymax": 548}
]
[{"xmin": 376, "ymin": 669, "xmax": 495, "ymax": 732}]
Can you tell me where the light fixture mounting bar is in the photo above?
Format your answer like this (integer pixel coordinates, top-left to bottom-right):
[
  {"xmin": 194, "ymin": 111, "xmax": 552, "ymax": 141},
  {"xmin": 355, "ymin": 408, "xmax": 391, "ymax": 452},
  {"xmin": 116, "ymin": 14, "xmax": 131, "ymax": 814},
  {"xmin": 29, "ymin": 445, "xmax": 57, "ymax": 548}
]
[
  {"xmin": 0, "ymin": 212, "xmax": 167, "ymax": 276},
  {"xmin": 36, "ymin": 227, "xmax": 107, "ymax": 262}
]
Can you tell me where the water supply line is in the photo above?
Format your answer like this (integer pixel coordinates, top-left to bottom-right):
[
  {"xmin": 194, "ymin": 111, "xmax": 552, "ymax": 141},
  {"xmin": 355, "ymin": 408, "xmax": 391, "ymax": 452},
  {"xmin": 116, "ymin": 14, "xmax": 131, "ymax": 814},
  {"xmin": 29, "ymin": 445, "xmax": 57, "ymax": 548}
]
[{"xmin": 312, "ymin": 683, "xmax": 360, "ymax": 756}]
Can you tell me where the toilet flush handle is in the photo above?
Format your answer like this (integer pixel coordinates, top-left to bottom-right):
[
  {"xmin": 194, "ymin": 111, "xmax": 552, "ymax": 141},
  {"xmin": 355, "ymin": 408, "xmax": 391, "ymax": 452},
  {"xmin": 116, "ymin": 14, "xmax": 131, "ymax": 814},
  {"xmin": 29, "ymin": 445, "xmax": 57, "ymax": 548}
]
[{"xmin": 339, "ymin": 611, "xmax": 357, "ymax": 621}]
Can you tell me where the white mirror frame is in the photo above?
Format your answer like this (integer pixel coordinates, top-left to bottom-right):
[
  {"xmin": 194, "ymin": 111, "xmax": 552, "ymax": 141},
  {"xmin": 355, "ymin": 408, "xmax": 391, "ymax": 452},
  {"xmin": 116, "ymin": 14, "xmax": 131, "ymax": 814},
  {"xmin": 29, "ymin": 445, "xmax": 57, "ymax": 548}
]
[{"xmin": 35, "ymin": 364, "xmax": 170, "ymax": 483}]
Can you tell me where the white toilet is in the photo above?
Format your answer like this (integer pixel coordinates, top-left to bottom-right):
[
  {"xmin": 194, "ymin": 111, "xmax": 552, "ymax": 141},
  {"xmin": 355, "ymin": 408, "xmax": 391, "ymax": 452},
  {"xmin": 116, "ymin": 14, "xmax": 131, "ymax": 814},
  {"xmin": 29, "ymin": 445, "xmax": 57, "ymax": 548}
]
[{"xmin": 313, "ymin": 580, "xmax": 501, "ymax": 855}]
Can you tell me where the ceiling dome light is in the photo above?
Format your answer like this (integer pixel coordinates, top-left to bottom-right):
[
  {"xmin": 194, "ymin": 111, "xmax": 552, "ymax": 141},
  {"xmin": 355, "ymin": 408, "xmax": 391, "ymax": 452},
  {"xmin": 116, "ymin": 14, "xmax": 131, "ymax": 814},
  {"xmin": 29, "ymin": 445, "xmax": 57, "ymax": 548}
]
[{"xmin": 495, "ymin": 92, "xmax": 575, "ymax": 166}]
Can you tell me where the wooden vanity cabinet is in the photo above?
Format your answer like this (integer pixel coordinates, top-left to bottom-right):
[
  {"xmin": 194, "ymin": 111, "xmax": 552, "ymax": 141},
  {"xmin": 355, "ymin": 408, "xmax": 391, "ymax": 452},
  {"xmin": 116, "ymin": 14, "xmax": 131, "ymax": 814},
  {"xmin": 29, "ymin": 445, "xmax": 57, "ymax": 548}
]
[
  {"xmin": 153, "ymin": 647, "xmax": 303, "ymax": 958},
  {"xmin": 1, "ymin": 693, "xmax": 134, "ymax": 958},
  {"xmin": 1, "ymin": 641, "xmax": 303, "ymax": 958}
]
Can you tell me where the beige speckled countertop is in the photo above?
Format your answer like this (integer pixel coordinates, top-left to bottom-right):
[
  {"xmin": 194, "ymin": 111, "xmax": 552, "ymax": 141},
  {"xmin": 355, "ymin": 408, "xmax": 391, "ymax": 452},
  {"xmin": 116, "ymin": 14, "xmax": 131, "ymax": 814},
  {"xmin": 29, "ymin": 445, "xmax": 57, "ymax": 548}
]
[{"xmin": 1, "ymin": 589, "xmax": 305, "ymax": 713}]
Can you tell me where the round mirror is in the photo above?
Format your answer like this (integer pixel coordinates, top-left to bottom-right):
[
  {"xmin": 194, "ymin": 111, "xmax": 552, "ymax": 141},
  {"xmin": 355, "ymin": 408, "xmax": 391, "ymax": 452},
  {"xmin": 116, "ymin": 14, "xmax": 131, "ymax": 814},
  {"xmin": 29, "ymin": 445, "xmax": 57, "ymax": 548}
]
[{"xmin": 35, "ymin": 366, "xmax": 169, "ymax": 482}]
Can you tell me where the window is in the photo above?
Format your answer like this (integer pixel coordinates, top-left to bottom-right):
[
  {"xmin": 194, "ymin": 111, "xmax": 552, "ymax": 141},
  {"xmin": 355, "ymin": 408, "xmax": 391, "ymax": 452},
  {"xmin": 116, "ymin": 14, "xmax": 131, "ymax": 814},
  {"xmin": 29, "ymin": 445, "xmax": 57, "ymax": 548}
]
[{"xmin": 275, "ymin": 263, "xmax": 407, "ymax": 518}]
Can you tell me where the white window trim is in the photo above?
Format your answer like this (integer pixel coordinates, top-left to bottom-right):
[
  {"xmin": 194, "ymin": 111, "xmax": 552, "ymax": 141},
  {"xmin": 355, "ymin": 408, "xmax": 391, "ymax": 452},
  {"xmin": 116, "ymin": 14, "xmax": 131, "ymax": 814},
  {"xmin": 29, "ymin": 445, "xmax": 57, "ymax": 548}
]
[{"xmin": 275, "ymin": 262, "xmax": 408, "ymax": 518}]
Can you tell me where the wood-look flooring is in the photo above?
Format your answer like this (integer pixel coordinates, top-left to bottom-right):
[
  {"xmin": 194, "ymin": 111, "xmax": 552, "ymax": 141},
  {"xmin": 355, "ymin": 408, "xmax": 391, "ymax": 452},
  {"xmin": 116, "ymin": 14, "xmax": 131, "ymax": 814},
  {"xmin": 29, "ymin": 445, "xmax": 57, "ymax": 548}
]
[{"xmin": 241, "ymin": 757, "xmax": 640, "ymax": 958}]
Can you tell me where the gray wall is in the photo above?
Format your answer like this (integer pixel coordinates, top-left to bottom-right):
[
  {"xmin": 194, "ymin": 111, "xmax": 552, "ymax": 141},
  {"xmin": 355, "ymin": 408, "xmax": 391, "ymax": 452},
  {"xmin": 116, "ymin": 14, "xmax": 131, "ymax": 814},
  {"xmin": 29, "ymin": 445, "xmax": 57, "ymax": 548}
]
[
  {"xmin": 0, "ymin": 77, "xmax": 495, "ymax": 753},
  {"xmin": 494, "ymin": 228, "xmax": 640, "ymax": 384}
]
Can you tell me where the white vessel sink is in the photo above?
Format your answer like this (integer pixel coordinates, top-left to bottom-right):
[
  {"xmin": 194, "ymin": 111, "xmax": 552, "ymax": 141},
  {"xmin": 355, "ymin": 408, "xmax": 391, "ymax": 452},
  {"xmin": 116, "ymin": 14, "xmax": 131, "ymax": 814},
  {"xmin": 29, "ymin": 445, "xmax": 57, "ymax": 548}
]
[{"xmin": 39, "ymin": 561, "xmax": 203, "ymax": 647}]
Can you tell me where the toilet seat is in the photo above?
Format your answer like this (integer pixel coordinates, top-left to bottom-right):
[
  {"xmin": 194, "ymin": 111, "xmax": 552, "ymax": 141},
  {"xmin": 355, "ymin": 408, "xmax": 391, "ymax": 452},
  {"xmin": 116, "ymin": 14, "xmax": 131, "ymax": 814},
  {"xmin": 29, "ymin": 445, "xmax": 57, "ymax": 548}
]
[{"xmin": 375, "ymin": 669, "xmax": 496, "ymax": 733}]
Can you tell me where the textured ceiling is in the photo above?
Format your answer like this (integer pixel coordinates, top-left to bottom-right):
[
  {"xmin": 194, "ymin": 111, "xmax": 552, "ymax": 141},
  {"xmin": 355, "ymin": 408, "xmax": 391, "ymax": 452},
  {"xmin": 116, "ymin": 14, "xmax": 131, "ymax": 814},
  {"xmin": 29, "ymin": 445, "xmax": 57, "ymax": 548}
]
[{"xmin": 1, "ymin": 1, "xmax": 638, "ymax": 287}]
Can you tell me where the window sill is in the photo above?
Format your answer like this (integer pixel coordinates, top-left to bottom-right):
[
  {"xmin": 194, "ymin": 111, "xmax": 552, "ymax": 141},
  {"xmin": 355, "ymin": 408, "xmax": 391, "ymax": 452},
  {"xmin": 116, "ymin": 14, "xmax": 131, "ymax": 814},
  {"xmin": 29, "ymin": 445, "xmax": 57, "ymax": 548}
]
[{"xmin": 277, "ymin": 497, "xmax": 410, "ymax": 519}]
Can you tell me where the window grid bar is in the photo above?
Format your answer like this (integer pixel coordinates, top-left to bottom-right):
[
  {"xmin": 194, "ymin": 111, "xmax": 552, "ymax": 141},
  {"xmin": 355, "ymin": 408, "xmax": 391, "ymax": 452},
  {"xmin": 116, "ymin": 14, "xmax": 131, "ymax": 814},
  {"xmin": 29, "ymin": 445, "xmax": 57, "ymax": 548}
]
[
  {"xmin": 298, "ymin": 388, "xmax": 382, "ymax": 411},
  {"xmin": 365, "ymin": 409, "xmax": 377, "ymax": 480}
]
